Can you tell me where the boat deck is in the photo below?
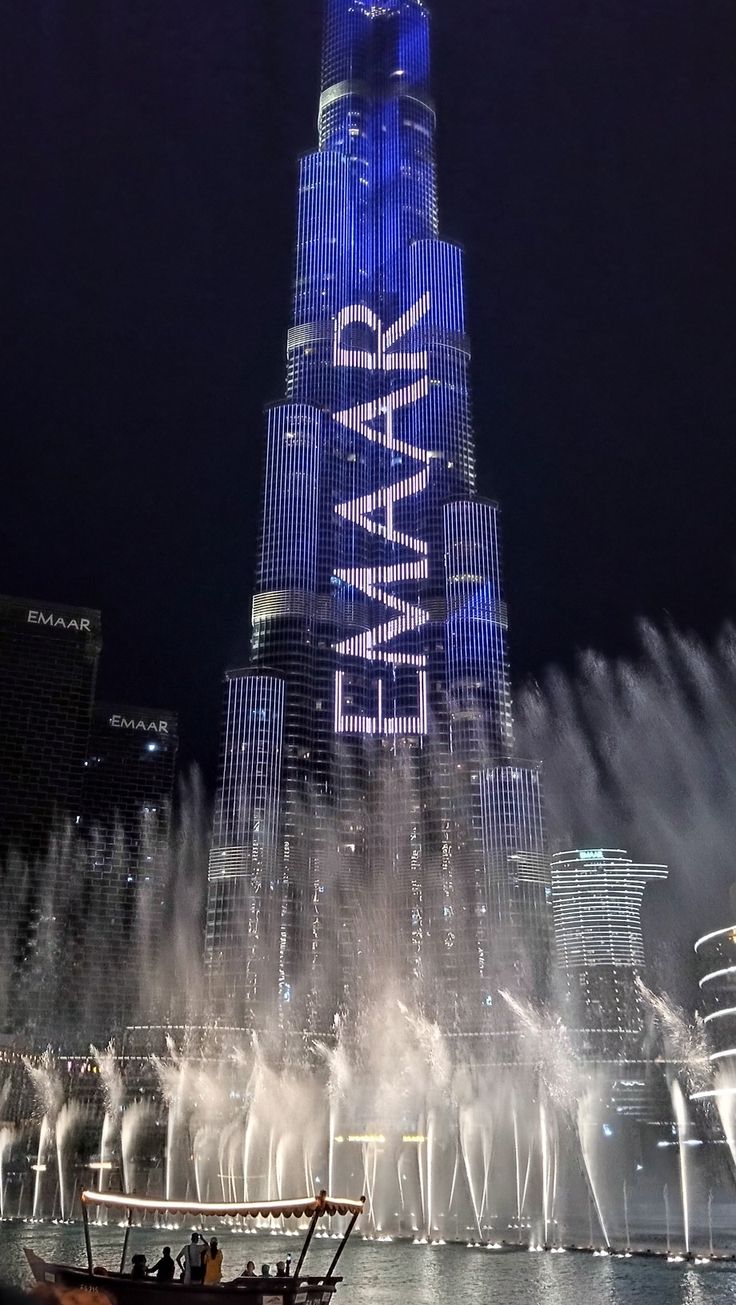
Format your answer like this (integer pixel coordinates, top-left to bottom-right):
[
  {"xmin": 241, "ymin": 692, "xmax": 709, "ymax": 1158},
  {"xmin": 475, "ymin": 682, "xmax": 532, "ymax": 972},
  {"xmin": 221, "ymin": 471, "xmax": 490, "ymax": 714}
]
[{"xmin": 26, "ymin": 1251, "xmax": 341, "ymax": 1305}]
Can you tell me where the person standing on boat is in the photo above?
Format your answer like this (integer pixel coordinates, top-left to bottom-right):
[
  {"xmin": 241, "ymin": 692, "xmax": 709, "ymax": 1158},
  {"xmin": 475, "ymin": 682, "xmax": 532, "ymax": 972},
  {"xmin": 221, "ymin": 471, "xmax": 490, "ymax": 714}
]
[
  {"xmin": 177, "ymin": 1233, "xmax": 205, "ymax": 1284},
  {"xmin": 149, "ymin": 1247, "xmax": 176, "ymax": 1282},
  {"xmin": 131, "ymin": 1254, "xmax": 148, "ymax": 1280},
  {"xmin": 203, "ymin": 1238, "xmax": 223, "ymax": 1285},
  {"xmin": 242, "ymin": 1261, "xmax": 257, "ymax": 1278}
]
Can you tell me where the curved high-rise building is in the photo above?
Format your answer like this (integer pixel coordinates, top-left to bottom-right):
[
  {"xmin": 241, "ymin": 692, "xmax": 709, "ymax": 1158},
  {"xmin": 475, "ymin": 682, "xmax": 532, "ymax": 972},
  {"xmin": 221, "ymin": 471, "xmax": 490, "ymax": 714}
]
[
  {"xmin": 206, "ymin": 0, "xmax": 550, "ymax": 1035},
  {"xmin": 695, "ymin": 927, "xmax": 736, "ymax": 1063},
  {"xmin": 551, "ymin": 848, "xmax": 668, "ymax": 1061}
]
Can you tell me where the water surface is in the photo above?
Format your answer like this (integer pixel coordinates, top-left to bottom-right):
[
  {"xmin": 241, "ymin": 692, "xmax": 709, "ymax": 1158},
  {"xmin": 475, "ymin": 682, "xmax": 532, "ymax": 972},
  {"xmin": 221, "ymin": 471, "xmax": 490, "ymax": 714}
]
[{"xmin": 4, "ymin": 1225, "xmax": 736, "ymax": 1305}]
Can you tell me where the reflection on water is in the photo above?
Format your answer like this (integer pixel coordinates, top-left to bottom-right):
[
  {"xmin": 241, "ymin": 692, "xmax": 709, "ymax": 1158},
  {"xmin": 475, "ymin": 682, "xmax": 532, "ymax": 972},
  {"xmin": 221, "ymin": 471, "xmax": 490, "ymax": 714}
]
[{"xmin": 4, "ymin": 1225, "xmax": 736, "ymax": 1305}]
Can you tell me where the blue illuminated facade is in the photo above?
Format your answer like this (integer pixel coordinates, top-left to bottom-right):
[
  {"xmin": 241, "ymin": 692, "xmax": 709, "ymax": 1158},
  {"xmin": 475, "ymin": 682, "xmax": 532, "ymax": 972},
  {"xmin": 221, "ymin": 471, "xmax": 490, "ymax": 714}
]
[
  {"xmin": 206, "ymin": 0, "xmax": 550, "ymax": 1033},
  {"xmin": 206, "ymin": 671, "xmax": 286, "ymax": 1015}
]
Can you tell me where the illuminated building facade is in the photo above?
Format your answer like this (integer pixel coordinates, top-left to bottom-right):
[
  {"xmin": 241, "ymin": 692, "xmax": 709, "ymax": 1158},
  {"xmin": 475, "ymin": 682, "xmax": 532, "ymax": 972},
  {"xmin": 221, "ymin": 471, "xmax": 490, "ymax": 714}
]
[
  {"xmin": 551, "ymin": 849, "xmax": 668, "ymax": 1061},
  {"xmin": 207, "ymin": 0, "xmax": 549, "ymax": 1032},
  {"xmin": 206, "ymin": 671, "xmax": 286, "ymax": 1016},
  {"xmin": 0, "ymin": 594, "xmax": 183, "ymax": 1046},
  {"xmin": 695, "ymin": 926, "xmax": 736, "ymax": 1071}
]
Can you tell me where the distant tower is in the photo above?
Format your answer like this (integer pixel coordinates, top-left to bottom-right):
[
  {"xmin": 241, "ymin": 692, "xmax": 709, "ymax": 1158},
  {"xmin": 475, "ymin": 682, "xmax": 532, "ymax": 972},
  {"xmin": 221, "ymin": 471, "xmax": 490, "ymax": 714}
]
[
  {"xmin": 206, "ymin": 0, "xmax": 549, "ymax": 1034},
  {"xmin": 551, "ymin": 848, "xmax": 668, "ymax": 1060},
  {"xmin": 80, "ymin": 704, "xmax": 179, "ymax": 1043}
]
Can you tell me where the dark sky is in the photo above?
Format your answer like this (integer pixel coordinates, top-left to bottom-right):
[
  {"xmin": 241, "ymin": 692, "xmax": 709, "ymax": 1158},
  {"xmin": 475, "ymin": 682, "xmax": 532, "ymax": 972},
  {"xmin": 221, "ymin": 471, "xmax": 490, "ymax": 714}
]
[{"xmin": 3, "ymin": 0, "xmax": 735, "ymax": 782}]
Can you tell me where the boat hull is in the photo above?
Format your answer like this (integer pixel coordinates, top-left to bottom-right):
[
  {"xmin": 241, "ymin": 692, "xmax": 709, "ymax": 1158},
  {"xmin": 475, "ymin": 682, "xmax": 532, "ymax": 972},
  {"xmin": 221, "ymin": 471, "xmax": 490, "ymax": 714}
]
[{"xmin": 24, "ymin": 1250, "xmax": 341, "ymax": 1305}]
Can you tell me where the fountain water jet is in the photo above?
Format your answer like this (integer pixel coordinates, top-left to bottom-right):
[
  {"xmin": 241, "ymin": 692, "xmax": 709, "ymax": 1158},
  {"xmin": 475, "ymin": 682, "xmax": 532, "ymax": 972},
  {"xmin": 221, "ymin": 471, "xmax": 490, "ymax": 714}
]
[
  {"xmin": 92, "ymin": 1042, "xmax": 125, "ymax": 1201},
  {"xmin": 23, "ymin": 1051, "xmax": 64, "ymax": 1220},
  {"xmin": 637, "ymin": 982, "xmax": 710, "ymax": 1095},
  {"xmin": 501, "ymin": 991, "xmax": 609, "ymax": 1246},
  {"xmin": 55, "ymin": 1101, "xmax": 85, "ymax": 1220},
  {"xmin": 671, "ymin": 1079, "xmax": 691, "ymax": 1254},
  {"xmin": 576, "ymin": 1088, "xmax": 610, "ymax": 1248},
  {"xmin": 708, "ymin": 1188, "xmax": 714, "ymax": 1256},
  {"xmin": 121, "ymin": 1100, "xmax": 154, "ymax": 1195},
  {"xmin": 458, "ymin": 1105, "xmax": 484, "ymax": 1242},
  {"xmin": 539, "ymin": 1101, "xmax": 551, "ymax": 1245},
  {"xmin": 218, "ymin": 1118, "xmax": 242, "ymax": 1202},
  {"xmin": 0, "ymin": 1125, "xmax": 15, "ymax": 1219},
  {"xmin": 32, "ymin": 1116, "xmax": 51, "ymax": 1220},
  {"xmin": 152, "ymin": 1037, "xmax": 194, "ymax": 1200}
]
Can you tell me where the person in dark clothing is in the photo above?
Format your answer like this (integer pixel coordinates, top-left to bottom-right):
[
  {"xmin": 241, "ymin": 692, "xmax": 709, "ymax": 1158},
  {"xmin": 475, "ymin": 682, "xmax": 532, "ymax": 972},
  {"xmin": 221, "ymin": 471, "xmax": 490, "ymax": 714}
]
[
  {"xmin": 149, "ymin": 1248, "xmax": 176, "ymax": 1283},
  {"xmin": 131, "ymin": 1255, "xmax": 148, "ymax": 1280},
  {"xmin": 177, "ymin": 1233, "xmax": 205, "ymax": 1284},
  {"xmin": 260, "ymin": 1265, "xmax": 271, "ymax": 1277}
]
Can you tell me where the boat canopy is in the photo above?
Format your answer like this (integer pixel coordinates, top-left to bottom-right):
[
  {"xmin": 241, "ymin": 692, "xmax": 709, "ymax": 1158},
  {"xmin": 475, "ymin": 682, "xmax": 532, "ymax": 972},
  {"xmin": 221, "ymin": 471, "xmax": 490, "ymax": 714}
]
[{"xmin": 80, "ymin": 1190, "xmax": 365, "ymax": 1220}]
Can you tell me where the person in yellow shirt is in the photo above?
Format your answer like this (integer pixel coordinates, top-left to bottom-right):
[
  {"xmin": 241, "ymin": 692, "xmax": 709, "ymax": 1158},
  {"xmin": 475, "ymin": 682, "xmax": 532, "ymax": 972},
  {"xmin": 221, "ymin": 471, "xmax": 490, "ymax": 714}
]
[{"xmin": 202, "ymin": 1238, "xmax": 223, "ymax": 1285}]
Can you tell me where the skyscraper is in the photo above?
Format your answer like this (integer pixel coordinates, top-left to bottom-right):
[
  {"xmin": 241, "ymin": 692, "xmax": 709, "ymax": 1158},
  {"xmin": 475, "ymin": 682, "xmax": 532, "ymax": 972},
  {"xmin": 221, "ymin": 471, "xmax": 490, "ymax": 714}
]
[
  {"xmin": 80, "ymin": 704, "xmax": 179, "ymax": 1041},
  {"xmin": 0, "ymin": 595, "xmax": 101, "ymax": 868},
  {"xmin": 0, "ymin": 594, "xmax": 101, "ymax": 1035},
  {"xmin": 551, "ymin": 848, "xmax": 668, "ymax": 1061},
  {"xmin": 206, "ymin": 0, "xmax": 549, "ymax": 1034}
]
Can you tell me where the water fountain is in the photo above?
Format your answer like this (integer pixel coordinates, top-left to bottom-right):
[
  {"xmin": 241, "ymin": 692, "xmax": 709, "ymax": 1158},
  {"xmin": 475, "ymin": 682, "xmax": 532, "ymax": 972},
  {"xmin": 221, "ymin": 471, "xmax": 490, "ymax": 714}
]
[
  {"xmin": 2, "ymin": 626, "xmax": 736, "ymax": 1257},
  {"xmin": 0, "ymin": 996, "xmax": 731, "ymax": 1255}
]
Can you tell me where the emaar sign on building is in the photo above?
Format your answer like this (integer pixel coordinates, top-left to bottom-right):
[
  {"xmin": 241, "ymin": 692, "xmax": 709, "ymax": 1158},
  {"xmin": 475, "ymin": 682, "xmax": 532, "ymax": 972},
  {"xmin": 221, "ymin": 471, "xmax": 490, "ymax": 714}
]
[
  {"xmin": 332, "ymin": 293, "xmax": 432, "ymax": 738},
  {"xmin": 27, "ymin": 609, "xmax": 92, "ymax": 633},
  {"xmin": 109, "ymin": 715, "xmax": 170, "ymax": 735}
]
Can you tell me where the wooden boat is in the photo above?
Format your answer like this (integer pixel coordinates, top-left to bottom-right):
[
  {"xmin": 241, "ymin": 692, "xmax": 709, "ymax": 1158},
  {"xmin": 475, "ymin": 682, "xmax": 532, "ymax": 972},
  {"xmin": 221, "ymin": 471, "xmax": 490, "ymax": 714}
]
[{"xmin": 26, "ymin": 1188, "xmax": 365, "ymax": 1305}]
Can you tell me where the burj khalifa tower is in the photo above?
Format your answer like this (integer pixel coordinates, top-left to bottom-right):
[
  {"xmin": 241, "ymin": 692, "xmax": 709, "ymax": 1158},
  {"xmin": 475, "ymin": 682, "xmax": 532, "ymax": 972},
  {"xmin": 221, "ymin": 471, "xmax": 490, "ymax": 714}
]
[{"xmin": 206, "ymin": 0, "xmax": 550, "ymax": 1038}]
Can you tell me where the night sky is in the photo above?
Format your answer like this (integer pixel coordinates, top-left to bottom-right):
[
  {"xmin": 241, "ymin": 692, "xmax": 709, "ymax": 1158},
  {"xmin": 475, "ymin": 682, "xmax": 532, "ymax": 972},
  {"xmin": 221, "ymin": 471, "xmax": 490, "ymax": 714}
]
[{"xmin": 3, "ymin": 0, "xmax": 735, "ymax": 783}]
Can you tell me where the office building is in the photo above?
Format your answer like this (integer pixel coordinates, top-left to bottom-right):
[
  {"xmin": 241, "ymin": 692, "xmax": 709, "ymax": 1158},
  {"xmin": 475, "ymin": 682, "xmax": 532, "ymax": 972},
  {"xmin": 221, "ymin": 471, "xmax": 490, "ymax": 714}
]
[
  {"xmin": 0, "ymin": 595, "xmax": 101, "ymax": 867},
  {"xmin": 78, "ymin": 704, "xmax": 179, "ymax": 1041},
  {"xmin": 551, "ymin": 848, "xmax": 668, "ymax": 1060},
  {"xmin": 0, "ymin": 595, "xmax": 101, "ymax": 1035},
  {"xmin": 206, "ymin": 0, "xmax": 549, "ymax": 1033}
]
